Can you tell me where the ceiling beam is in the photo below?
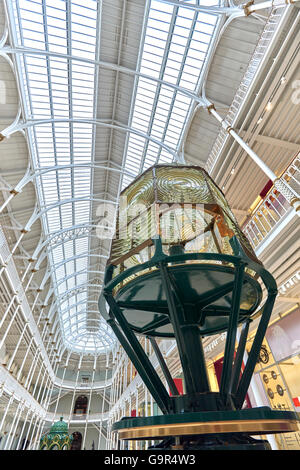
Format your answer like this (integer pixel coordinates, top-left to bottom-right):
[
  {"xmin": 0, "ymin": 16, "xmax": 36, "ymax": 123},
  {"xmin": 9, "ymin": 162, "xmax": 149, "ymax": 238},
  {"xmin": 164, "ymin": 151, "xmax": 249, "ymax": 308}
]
[
  {"xmin": 255, "ymin": 134, "xmax": 299, "ymax": 152},
  {"xmin": 277, "ymin": 296, "xmax": 300, "ymax": 303},
  {"xmin": 238, "ymin": 129, "xmax": 299, "ymax": 152}
]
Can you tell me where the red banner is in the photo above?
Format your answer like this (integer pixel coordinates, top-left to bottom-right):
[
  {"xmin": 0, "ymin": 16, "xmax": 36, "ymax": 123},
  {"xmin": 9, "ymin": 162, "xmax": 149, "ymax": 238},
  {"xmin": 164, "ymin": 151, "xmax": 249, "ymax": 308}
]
[
  {"xmin": 169, "ymin": 378, "xmax": 183, "ymax": 396},
  {"xmin": 213, "ymin": 356, "xmax": 252, "ymax": 408}
]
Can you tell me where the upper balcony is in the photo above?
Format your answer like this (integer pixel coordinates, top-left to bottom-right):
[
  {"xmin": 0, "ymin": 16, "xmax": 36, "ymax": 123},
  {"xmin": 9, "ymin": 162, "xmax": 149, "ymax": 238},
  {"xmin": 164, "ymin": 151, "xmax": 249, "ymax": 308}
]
[{"xmin": 242, "ymin": 153, "xmax": 299, "ymax": 255}]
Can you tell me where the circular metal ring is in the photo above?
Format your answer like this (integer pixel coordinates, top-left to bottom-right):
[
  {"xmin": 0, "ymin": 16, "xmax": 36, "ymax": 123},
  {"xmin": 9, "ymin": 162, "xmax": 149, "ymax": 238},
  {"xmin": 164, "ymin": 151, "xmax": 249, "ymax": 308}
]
[{"xmin": 114, "ymin": 419, "xmax": 299, "ymax": 440}]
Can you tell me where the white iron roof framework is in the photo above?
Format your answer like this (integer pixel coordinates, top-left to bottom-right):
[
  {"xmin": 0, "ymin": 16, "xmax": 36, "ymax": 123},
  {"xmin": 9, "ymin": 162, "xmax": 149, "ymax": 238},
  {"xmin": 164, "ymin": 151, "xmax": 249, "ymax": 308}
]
[{"xmin": 6, "ymin": 0, "xmax": 239, "ymax": 354}]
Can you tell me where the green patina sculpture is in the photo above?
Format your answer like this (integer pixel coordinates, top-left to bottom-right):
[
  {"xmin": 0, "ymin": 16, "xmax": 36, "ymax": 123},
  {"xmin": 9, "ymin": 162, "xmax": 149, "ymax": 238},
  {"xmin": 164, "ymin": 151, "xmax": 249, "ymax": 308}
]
[{"xmin": 39, "ymin": 417, "xmax": 73, "ymax": 450}]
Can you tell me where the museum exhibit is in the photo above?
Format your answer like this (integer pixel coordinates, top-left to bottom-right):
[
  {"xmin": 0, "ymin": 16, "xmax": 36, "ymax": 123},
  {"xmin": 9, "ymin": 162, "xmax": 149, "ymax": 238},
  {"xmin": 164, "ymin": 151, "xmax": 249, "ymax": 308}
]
[{"xmin": 0, "ymin": 0, "xmax": 299, "ymax": 451}]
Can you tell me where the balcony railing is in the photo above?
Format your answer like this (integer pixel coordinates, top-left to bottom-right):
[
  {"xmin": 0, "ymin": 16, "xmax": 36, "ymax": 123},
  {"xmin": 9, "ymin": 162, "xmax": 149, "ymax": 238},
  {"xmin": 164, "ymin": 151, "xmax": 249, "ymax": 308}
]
[
  {"xmin": 281, "ymin": 153, "xmax": 300, "ymax": 196},
  {"xmin": 243, "ymin": 153, "xmax": 300, "ymax": 249},
  {"xmin": 46, "ymin": 411, "xmax": 109, "ymax": 424},
  {"xmin": 53, "ymin": 377, "xmax": 112, "ymax": 390},
  {"xmin": 243, "ymin": 188, "xmax": 290, "ymax": 248}
]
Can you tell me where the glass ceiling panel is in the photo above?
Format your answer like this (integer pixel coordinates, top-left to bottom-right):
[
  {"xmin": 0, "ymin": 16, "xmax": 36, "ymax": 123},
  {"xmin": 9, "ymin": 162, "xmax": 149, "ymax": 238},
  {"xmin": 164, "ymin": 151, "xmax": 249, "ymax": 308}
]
[
  {"xmin": 11, "ymin": 0, "xmax": 113, "ymax": 354},
  {"xmin": 121, "ymin": 0, "xmax": 219, "ymax": 189},
  {"xmin": 9, "ymin": 0, "xmax": 221, "ymax": 354}
]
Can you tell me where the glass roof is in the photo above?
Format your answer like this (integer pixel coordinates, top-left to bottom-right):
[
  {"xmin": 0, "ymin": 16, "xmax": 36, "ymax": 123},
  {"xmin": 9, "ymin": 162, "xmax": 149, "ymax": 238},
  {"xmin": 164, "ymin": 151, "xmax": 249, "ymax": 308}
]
[
  {"xmin": 121, "ymin": 0, "xmax": 219, "ymax": 189},
  {"xmin": 10, "ymin": 0, "xmax": 114, "ymax": 354},
  {"xmin": 9, "ymin": 0, "xmax": 220, "ymax": 354}
]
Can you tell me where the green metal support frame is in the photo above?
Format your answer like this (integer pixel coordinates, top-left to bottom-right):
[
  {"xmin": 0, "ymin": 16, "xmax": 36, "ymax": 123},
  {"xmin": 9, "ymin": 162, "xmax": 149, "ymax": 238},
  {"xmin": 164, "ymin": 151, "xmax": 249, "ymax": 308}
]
[
  {"xmin": 230, "ymin": 319, "xmax": 250, "ymax": 396},
  {"xmin": 112, "ymin": 406, "xmax": 300, "ymax": 445},
  {"xmin": 148, "ymin": 336, "xmax": 179, "ymax": 397},
  {"xmin": 112, "ymin": 407, "xmax": 299, "ymax": 432},
  {"xmin": 99, "ymin": 236, "xmax": 279, "ymax": 414},
  {"xmin": 104, "ymin": 293, "xmax": 173, "ymax": 415},
  {"xmin": 219, "ymin": 262, "xmax": 245, "ymax": 399},
  {"xmin": 158, "ymin": 260, "xmax": 210, "ymax": 395}
]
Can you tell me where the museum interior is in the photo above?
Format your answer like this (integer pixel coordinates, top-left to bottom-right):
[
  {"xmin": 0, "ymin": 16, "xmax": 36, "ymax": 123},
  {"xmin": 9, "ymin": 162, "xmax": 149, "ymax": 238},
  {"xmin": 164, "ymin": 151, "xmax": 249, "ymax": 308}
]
[{"xmin": 0, "ymin": 0, "xmax": 299, "ymax": 451}]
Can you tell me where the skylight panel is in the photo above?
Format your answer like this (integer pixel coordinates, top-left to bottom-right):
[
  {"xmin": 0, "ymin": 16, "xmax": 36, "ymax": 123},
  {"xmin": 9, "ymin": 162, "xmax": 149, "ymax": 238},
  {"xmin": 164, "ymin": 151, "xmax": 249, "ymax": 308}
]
[
  {"xmin": 122, "ymin": 0, "xmax": 219, "ymax": 187},
  {"xmin": 10, "ymin": 0, "xmax": 220, "ymax": 354},
  {"xmin": 11, "ymin": 0, "xmax": 114, "ymax": 354}
]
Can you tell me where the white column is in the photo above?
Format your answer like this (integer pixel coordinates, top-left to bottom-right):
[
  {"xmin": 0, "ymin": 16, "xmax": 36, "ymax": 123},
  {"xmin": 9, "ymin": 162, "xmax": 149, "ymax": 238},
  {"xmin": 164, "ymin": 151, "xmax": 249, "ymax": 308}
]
[
  {"xmin": 3, "ymin": 399, "xmax": 23, "ymax": 450},
  {"xmin": 104, "ymin": 355, "xmax": 112, "ymax": 450},
  {"xmin": 144, "ymin": 381, "xmax": 149, "ymax": 450},
  {"xmin": 0, "ymin": 305, "xmax": 21, "ymax": 351},
  {"xmin": 39, "ymin": 373, "xmax": 52, "ymax": 408},
  {"xmin": 32, "ymin": 416, "xmax": 45, "ymax": 450},
  {"xmin": 98, "ymin": 354, "xmax": 109, "ymax": 450},
  {"xmin": 16, "ymin": 406, "xmax": 31, "ymax": 450},
  {"xmin": 0, "ymin": 191, "xmax": 16, "ymax": 215},
  {"xmin": 35, "ymin": 367, "xmax": 48, "ymax": 404},
  {"xmin": 0, "ymin": 393, "xmax": 15, "ymax": 434},
  {"xmin": 42, "ymin": 359, "xmax": 60, "ymax": 414},
  {"xmin": 0, "ymin": 296, "xmax": 17, "ymax": 331},
  {"xmin": 0, "ymin": 430, "xmax": 9, "ymax": 450},
  {"xmin": 16, "ymin": 337, "xmax": 34, "ymax": 382},
  {"xmin": 31, "ymin": 363, "xmax": 45, "ymax": 400},
  {"xmin": 135, "ymin": 389, "xmax": 139, "ymax": 450},
  {"xmin": 52, "ymin": 366, "xmax": 68, "ymax": 422},
  {"xmin": 4, "ymin": 399, "xmax": 25, "ymax": 449},
  {"xmin": 67, "ymin": 355, "xmax": 83, "ymax": 426},
  {"xmin": 26, "ymin": 413, "xmax": 40, "ymax": 450},
  {"xmin": 24, "ymin": 347, "xmax": 41, "ymax": 390},
  {"xmin": 23, "ymin": 411, "xmax": 36, "ymax": 450},
  {"xmin": 6, "ymin": 322, "xmax": 30, "ymax": 371},
  {"xmin": 82, "ymin": 355, "xmax": 97, "ymax": 449},
  {"xmin": 150, "ymin": 393, "xmax": 154, "ymax": 447}
]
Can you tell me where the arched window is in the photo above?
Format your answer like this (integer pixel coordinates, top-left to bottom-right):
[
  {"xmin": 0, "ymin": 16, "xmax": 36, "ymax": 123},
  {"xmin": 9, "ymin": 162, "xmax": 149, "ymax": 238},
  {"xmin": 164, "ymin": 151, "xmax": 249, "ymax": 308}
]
[
  {"xmin": 70, "ymin": 432, "xmax": 82, "ymax": 451},
  {"xmin": 74, "ymin": 395, "xmax": 88, "ymax": 415}
]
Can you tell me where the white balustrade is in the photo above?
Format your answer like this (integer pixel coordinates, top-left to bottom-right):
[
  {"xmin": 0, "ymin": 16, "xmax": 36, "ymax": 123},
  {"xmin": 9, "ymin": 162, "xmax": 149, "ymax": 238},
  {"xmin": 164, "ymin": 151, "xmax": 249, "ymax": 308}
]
[
  {"xmin": 243, "ymin": 189, "xmax": 290, "ymax": 248},
  {"xmin": 243, "ymin": 154, "xmax": 300, "ymax": 248},
  {"xmin": 45, "ymin": 411, "xmax": 109, "ymax": 424}
]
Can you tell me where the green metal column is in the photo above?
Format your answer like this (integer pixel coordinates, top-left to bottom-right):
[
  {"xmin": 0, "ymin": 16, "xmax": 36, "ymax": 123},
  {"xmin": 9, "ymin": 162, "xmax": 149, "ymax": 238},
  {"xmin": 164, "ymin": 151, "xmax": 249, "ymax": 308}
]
[
  {"xmin": 104, "ymin": 292, "xmax": 173, "ymax": 415},
  {"xmin": 230, "ymin": 319, "xmax": 250, "ymax": 396},
  {"xmin": 235, "ymin": 290, "xmax": 277, "ymax": 409},
  {"xmin": 148, "ymin": 336, "xmax": 179, "ymax": 397},
  {"xmin": 219, "ymin": 263, "xmax": 245, "ymax": 397},
  {"xmin": 159, "ymin": 261, "xmax": 210, "ymax": 395}
]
